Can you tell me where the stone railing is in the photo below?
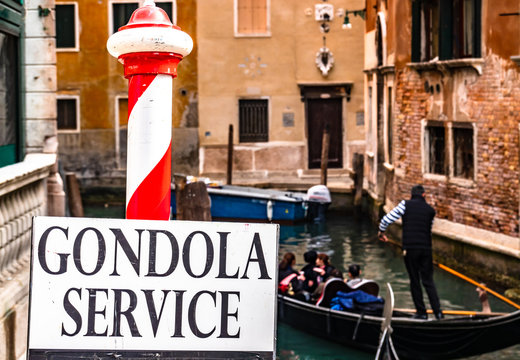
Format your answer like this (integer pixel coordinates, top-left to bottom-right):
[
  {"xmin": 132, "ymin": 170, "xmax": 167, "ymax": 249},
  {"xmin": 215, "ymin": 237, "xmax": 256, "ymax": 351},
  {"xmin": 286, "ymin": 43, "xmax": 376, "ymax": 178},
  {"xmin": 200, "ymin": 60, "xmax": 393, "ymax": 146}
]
[{"xmin": 0, "ymin": 154, "xmax": 55, "ymax": 282}]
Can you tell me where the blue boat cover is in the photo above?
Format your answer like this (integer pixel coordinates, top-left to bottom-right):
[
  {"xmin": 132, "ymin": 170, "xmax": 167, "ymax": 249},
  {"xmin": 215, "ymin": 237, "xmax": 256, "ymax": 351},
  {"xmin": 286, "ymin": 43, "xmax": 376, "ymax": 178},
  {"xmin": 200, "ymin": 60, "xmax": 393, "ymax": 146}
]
[{"xmin": 331, "ymin": 290, "xmax": 384, "ymax": 311}]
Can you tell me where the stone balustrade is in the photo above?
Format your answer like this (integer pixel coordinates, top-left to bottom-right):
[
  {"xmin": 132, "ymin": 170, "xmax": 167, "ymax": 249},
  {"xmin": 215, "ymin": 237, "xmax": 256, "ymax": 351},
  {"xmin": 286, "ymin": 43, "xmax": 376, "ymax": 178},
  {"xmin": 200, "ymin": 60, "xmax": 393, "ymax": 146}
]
[
  {"xmin": 0, "ymin": 154, "xmax": 55, "ymax": 281},
  {"xmin": 0, "ymin": 153, "xmax": 55, "ymax": 359}
]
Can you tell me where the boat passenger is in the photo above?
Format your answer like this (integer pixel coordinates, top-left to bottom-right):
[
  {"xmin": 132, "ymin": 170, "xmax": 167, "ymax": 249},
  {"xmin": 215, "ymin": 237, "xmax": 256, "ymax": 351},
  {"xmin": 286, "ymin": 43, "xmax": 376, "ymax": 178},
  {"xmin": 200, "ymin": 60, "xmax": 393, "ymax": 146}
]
[
  {"xmin": 278, "ymin": 252, "xmax": 302, "ymax": 296},
  {"xmin": 345, "ymin": 263, "xmax": 380, "ymax": 296},
  {"xmin": 345, "ymin": 263, "xmax": 363, "ymax": 287},
  {"xmin": 300, "ymin": 250, "xmax": 320, "ymax": 295},
  {"xmin": 315, "ymin": 253, "xmax": 337, "ymax": 283}
]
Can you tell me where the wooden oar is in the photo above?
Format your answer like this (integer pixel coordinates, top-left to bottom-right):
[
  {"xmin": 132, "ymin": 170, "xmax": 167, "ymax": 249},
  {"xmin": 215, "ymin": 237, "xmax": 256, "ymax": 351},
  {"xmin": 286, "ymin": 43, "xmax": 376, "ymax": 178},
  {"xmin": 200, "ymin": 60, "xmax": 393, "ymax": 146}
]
[
  {"xmin": 381, "ymin": 236, "xmax": 520, "ymax": 310},
  {"xmin": 436, "ymin": 263, "xmax": 520, "ymax": 310},
  {"xmin": 393, "ymin": 308, "xmax": 507, "ymax": 317}
]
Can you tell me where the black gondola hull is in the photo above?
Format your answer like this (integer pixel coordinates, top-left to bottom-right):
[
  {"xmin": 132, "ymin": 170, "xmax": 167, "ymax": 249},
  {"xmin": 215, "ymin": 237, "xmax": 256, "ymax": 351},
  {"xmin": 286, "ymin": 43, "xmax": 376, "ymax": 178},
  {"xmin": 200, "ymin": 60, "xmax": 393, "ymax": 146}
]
[{"xmin": 278, "ymin": 295, "xmax": 520, "ymax": 359}]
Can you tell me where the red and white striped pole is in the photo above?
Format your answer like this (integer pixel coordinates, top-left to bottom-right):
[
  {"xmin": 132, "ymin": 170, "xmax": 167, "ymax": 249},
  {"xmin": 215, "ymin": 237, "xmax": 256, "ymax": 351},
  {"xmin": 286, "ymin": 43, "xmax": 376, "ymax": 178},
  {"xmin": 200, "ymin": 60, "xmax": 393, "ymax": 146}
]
[{"xmin": 107, "ymin": 0, "xmax": 192, "ymax": 220}]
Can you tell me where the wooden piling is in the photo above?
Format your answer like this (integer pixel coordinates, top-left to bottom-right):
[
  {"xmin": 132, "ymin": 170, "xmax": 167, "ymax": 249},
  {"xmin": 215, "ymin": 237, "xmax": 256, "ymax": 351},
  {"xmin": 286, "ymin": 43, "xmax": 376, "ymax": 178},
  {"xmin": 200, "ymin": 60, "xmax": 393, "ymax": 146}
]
[
  {"xmin": 66, "ymin": 172, "xmax": 84, "ymax": 217},
  {"xmin": 320, "ymin": 125, "xmax": 330, "ymax": 185},
  {"xmin": 174, "ymin": 175, "xmax": 212, "ymax": 221},
  {"xmin": 227, "ymin": 124, "xmax": 233, "ymax": 185},
  {"xmin": 353, "ymin": 153, "xmax": 364, "ymax": 208}
]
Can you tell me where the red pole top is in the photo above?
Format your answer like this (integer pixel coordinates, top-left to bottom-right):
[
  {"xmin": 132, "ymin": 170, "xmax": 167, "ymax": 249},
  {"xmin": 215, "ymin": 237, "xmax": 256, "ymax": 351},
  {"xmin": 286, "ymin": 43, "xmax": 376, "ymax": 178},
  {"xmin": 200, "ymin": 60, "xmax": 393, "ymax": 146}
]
[{"xmin": 119, "ymin": 2, "xmax": 180, "ymax": 31}]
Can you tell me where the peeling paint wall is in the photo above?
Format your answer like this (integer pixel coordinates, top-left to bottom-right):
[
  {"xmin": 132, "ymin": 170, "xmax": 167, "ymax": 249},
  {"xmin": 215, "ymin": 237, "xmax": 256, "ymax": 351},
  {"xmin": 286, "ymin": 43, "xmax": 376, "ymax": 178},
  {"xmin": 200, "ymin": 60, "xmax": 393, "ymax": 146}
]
[
  {"xmin": 57, "ymin": 0, "xmax": 198, "ymax": 186},
  {"xmin": 367, "ymin": 0, "xmax": 520, "ymax": 243}
]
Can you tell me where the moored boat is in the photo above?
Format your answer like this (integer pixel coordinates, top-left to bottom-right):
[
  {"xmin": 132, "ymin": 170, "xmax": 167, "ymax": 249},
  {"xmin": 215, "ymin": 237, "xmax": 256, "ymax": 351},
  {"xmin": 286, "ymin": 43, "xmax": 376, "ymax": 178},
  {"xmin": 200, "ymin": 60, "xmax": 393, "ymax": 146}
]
[{"xmin": 171, "ymin": 183, "xmax": 310, "ymax": 223}]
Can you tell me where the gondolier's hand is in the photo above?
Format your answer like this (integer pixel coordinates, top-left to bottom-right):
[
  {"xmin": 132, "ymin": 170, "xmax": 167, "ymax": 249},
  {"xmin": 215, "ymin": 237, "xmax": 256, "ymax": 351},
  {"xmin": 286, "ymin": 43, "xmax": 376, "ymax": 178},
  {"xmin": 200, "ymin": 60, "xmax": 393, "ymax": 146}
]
[{"xmin": 378, "ymin": 231, "xmax": 388, "ymax": 242}]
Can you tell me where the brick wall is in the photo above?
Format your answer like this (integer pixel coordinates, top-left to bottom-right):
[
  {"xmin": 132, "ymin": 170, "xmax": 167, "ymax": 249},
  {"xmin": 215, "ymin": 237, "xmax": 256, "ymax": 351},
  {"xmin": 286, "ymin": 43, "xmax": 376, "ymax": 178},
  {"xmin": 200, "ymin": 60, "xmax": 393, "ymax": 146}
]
[{"xmin": 390, "ymin": 55, "xmax": 520, "ymax": 238}]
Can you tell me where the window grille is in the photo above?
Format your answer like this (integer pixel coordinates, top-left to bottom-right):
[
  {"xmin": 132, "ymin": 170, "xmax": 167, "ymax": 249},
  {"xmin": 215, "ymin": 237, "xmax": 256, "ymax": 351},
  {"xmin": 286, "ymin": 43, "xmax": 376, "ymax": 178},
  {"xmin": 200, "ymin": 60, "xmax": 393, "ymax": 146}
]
[
  {"xmin": 453, "ymin": 126, "xmax": 474, "ymax": 179},
  {"xmin": 426, "ymin": 124, "xmax": 446, "ymax": 175},
  {"xmin": 239, "ymin": 99, "xmax": 268, "ymax": 143}
]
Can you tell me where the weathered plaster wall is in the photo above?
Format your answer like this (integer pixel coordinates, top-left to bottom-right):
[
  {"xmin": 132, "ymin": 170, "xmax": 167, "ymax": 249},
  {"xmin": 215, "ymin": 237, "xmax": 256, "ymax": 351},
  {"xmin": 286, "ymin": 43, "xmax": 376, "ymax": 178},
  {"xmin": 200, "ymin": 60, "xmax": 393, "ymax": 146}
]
[
  {"xmin": 197, "ymin": 0, "xmax": 365, "ymax": 176},
  {"xmin": 57, "ymin": 0, "xmax": 198, "ymax": 184}
]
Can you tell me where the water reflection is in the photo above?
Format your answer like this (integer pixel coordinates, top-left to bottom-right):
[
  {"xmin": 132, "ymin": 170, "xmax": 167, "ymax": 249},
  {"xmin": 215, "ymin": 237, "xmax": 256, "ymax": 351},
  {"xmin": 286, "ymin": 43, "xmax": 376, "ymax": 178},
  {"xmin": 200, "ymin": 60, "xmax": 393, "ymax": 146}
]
[{"xmin": 277, "ymin": 212, "xmax": 520, "ymax": 359}]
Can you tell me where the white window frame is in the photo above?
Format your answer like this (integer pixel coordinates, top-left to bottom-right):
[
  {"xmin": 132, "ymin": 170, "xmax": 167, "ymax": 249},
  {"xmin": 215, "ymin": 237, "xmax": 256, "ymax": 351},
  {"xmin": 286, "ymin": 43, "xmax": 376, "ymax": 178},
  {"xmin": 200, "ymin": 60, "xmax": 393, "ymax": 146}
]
[
  {"xmin": 55, "ymin": 2, "xmax": 80, "ymax": 52},
  {"xmin": 57, "ymin": 94, "xmax": 80, "ymax": 133},
  {"xmin": 234, "ymin": 0, "xmax": 271, "ymax": 38},
  {"xmin": 108, "ymin": 0, "xmax": 177, "ymax": 36},
  {"xmin": 115, "ymin": 95, "xmax": 128, "ymax": 170}
]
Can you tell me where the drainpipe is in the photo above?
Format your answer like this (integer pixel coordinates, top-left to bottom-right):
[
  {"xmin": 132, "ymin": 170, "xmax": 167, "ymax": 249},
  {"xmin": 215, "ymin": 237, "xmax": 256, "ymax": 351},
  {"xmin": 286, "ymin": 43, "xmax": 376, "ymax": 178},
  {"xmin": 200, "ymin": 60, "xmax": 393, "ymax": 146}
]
[{"xmin": 107, "ymin": 0, "xmax": 192, "ymax": 220}]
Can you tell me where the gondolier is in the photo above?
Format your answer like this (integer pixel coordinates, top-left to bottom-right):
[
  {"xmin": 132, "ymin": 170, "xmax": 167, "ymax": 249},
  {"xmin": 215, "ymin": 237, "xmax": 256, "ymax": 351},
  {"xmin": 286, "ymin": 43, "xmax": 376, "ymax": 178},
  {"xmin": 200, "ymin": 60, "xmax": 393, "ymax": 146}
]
[{"xmin": 378, "ymin": 184, "xmax": 444, "ymax": 320}]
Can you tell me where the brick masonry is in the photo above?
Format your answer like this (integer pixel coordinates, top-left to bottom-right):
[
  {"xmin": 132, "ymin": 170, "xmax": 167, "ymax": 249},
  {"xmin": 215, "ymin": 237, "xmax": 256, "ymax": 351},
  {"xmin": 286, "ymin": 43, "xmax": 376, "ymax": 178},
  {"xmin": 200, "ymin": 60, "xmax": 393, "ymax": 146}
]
[{"xmin": 390, "ymin": 54, "xmax": 519, "ymax": 239}]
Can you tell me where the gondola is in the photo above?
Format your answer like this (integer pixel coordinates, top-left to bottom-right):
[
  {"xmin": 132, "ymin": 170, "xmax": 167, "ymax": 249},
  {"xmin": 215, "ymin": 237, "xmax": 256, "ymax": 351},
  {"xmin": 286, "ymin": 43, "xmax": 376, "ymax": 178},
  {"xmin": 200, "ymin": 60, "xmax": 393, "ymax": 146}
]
[{"xmin": 277, "ymin": 279, "xmax": 520, "ymax": 359}]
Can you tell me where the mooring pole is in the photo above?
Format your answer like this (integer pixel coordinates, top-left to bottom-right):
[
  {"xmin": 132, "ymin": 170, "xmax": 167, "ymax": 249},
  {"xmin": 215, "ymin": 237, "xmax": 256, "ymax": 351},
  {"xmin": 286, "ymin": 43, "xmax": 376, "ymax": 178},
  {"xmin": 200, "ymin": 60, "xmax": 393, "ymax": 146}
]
[{"xmin": 107, "ymin": 0, "xmax": 192, "ymax": 220}]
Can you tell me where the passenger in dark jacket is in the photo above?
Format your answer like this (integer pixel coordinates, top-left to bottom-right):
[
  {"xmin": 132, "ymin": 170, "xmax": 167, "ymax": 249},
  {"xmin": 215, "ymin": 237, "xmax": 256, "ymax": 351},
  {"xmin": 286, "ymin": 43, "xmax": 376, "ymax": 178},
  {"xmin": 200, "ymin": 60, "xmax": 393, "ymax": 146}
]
[
  {"xmin": 300, "ymin": 250, "xmax": 319, "ymax": 294},
  {"xmin": 378, "ymin": 184, "xmax": 444, "ymax": 320}
]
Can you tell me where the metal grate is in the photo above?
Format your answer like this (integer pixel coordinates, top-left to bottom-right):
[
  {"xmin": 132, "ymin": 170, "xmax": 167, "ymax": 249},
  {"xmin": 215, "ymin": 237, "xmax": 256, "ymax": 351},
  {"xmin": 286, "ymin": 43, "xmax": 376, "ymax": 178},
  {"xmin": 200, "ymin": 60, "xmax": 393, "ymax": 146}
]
[{"xmin": 239, "ymin": 99, "xmax": 268, "ymax": 142}]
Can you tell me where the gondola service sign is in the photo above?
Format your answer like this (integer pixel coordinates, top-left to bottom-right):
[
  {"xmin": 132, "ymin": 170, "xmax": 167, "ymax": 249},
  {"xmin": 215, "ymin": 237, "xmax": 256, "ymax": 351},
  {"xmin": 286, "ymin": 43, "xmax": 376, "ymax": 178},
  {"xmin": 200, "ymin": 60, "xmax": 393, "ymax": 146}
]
[{"xmin": 28, "ymin": 216, "xmax": 278, "ymax": 358}]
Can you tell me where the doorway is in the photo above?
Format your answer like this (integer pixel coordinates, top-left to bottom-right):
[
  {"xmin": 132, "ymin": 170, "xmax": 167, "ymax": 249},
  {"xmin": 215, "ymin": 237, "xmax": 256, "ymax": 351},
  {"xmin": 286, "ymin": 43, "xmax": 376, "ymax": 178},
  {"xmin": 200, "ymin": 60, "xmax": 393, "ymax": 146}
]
[{"xmin": 307, "ymin": 97, "xmax": 343, "ymax": 169}]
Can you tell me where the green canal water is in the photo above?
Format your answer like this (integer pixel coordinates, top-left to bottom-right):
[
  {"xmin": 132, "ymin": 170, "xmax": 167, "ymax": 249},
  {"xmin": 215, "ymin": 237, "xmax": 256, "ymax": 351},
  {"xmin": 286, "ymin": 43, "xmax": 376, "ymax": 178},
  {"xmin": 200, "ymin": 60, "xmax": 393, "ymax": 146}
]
[{"xmin": 84, "ymin": 205, "xmax": 520, "ymax": 359}]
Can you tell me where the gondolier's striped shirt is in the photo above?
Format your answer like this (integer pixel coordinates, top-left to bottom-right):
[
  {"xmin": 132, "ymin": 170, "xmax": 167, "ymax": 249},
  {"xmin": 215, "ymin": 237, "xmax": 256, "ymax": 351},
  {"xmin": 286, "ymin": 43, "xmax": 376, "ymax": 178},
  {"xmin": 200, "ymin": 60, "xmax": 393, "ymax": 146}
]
[
  {"xmin": 379, "ymin": 200, "xmax": 406, "ymax": 232},
  {"xmin": 379, "ymin": 200, "xmax": 435, "ymax": 232}
]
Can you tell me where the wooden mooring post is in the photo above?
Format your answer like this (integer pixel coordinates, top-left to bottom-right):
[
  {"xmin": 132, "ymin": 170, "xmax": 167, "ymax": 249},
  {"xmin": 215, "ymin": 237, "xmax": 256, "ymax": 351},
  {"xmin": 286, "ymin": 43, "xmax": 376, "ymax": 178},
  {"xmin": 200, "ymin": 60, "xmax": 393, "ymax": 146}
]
[
  {"xmin": 320, "ymin": 125, "xmax": 330, "ymax": 185},
  {"xmin": 352, "ymin": 153, "xmax": 364, "ymax": 209},
  {"xmin": 174, "ymin": 175, "xmax": 212, "ymax": 221},
  {"xmin": 227, "ymin": 124, "xmax": 233, "ymax": 185}
]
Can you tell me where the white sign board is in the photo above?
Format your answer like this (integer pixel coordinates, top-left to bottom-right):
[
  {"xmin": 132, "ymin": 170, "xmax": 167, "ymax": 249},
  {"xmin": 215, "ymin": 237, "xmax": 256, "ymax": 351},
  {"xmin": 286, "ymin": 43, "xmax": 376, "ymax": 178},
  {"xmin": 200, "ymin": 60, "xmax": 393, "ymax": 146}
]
[{"xmin": 28, "ymin": 216, "xmax": 278, "ymax": 355}]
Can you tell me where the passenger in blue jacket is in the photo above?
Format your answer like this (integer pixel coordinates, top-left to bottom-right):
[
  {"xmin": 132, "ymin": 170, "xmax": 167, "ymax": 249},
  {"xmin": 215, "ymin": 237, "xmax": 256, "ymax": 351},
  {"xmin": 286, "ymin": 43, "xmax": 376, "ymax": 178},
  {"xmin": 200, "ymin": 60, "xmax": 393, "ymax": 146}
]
[{"xmin": 378, "ymin": 184, "xmax": 444, "ymax": 320}]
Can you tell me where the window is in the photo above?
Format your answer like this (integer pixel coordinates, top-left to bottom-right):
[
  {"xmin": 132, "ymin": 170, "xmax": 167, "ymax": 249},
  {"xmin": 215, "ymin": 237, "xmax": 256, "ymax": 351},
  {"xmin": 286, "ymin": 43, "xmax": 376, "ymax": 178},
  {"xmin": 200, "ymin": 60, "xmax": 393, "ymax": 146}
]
[
  {"xmin": 412, "ymin": 0, "xmax": 481, "ymax": 62},
  {"xmin": 236, "ymin": 0, "xmax": 269, "ymax": 36},
  {"xmin": 453, "ymin": 125, "xmax": 473, "ymax": 179},
  {"xmin": 56, "ymin": 3, "xmax": 78, "ymax": 50},
  {"xmin": 112, "ymin": 3, "xmax": 138, "ymax": 34},
  {"xmin": 111, "ymin": 1, "xmax": 175, "ymax": 34},
  {"xmin": 0, "ymin": 31, "xmax": 20, "ymax": 167},
  {"xmin": 57, "ymin": 97, "xmax": 79, "ymax": 132},
  {"xmin": 425, "ymin": 123, "xmax": 446, "ymax": 175},
  {"xmin": 239, "ymin": 99, "xmax": 268, "ymax": 142}
]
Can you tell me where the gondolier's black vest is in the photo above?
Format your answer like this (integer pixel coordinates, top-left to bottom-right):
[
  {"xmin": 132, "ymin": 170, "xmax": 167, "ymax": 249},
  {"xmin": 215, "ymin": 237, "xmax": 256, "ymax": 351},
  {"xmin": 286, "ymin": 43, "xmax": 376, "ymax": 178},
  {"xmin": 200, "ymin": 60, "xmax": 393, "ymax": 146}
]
[{"xmin": 402, "ymin": 195, "xmax": 435, "ymax": 250}]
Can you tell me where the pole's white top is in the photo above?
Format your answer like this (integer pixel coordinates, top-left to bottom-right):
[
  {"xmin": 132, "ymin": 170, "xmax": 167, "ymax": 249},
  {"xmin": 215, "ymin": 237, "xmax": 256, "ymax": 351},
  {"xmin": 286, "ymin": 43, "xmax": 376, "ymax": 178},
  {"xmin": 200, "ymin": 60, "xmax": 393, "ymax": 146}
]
[
  {"xmin": 107, "ymin": 26, "xmax": 193, "ymax": 58},
  {"xmin": 143, "ymin": 0, "xmax": 155, "ymax": 6}
]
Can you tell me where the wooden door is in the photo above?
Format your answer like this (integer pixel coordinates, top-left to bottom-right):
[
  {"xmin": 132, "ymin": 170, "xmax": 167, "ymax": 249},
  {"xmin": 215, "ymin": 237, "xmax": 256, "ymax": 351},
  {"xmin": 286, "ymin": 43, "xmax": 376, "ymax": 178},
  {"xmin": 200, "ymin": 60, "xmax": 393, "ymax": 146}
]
[{"xmin": 307, "ymin": 98, "xmax": 343, "ymax": 169}]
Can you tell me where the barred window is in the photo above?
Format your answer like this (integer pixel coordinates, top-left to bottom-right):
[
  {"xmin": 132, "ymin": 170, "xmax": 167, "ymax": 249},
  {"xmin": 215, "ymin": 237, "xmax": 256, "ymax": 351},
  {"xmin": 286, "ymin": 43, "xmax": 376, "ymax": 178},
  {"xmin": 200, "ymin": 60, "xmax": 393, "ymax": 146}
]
[
  {"xmin": 239, "ymin": 99, "xmax": 268, "ymax": 143},
  {"xmin": 425, "ymin": 123, "xmax": 446, "ymax": 175},
  {"xmin": 453, "ymin": 125, "xmax": 474, "ymax": 179}
]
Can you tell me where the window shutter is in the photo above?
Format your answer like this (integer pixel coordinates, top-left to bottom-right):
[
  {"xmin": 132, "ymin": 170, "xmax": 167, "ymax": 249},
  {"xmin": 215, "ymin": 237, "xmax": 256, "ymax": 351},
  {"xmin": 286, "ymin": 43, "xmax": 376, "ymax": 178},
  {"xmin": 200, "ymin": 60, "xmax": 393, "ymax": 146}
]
[
  {"xmin": 411, "ymin": 0, "xmax": 421, "ymax": 62},
  {"xmin": 439, "ymin": 0, "xmax": 453, "ymax": 60}
]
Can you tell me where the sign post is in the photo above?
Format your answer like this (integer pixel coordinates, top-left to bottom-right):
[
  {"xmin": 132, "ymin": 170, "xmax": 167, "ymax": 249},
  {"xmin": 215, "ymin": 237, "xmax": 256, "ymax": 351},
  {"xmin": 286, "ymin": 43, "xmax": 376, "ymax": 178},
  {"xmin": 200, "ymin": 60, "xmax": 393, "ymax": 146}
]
[
  {"xmin": 106, "ymin": 0, "xmax": 193, "ymax": 220},
  {"xmin": 27, "ymin": 217, "xmax": 278, "ymax": 358}
]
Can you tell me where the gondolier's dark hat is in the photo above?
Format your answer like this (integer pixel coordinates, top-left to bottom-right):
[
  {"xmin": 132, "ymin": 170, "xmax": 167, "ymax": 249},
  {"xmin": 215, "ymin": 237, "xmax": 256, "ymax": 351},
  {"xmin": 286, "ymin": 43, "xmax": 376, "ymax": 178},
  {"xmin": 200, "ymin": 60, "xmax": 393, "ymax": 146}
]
[
  {"xmin": 304, "ymin": 250, "xmax": 317, "ymax": 263},
  {"xmin": 411, "ymin": 184, "xmax": 425, "ymax": 196}
]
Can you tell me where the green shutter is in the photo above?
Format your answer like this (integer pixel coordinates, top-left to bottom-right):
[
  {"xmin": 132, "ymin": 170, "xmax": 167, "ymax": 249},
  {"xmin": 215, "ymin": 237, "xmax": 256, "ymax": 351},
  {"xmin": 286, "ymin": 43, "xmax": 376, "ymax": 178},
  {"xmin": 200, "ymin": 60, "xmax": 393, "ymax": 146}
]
[
  {"xmin": 439, "ymin": 0, "xmax": 453, "ymax": 60},
  {"xmin": 411, "ymin": 0, "xmax": 421, "ymax": 62},
  {"xmin": 473, "ymin": 0, "xmax": 481, "ymax": 57}
]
